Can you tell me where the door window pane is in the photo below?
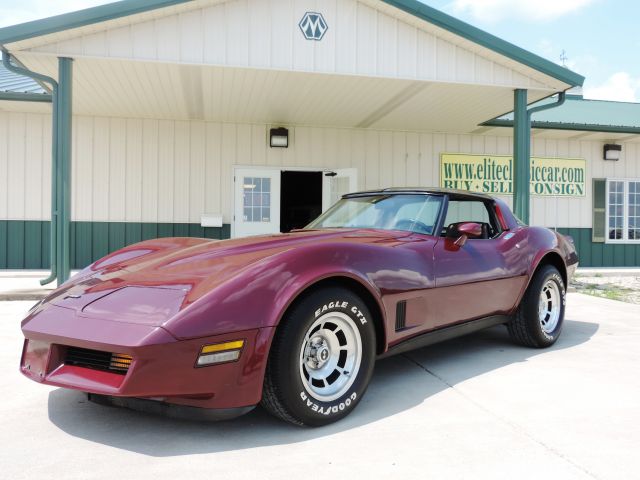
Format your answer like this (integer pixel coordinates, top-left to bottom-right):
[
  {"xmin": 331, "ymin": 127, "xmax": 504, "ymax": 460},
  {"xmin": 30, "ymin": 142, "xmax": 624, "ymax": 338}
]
[{"xmin": 243, "ymin": 177, "xmax": 271, "ymax": 223}]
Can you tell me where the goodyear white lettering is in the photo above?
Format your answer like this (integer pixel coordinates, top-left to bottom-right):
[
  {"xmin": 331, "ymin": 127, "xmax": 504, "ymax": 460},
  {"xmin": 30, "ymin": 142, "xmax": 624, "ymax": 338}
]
[{"xmin": 300, "ymin": 391, "xmax": 357, "ymax": 414}]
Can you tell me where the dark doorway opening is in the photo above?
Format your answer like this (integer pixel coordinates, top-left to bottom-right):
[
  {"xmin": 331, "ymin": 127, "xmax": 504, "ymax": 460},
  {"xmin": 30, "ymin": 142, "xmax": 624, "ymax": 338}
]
[{"xmin": 280, "ymin": 171, "xmax": 323, "ymax": 233}]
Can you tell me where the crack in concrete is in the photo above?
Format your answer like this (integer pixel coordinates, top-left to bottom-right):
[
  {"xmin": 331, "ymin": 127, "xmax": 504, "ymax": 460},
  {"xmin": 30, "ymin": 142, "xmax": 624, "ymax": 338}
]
[{"xmin": 401, "ymin": 353, "xmax": 601, "ymax": 480}]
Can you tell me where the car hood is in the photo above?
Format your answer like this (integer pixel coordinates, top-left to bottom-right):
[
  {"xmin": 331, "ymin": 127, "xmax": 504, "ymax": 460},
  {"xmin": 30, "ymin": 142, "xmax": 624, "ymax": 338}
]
[{"xmin": 33, "ymin": 229, "xmax": 414, "ymax": 327}]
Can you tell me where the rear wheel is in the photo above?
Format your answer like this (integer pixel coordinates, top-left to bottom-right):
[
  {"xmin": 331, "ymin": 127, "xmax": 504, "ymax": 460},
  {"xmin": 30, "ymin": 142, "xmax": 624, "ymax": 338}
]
[
  {"xmin": 508, "ymin": 265, "xmax": 566, "ymax": 348},
  {"xmin": 261, "ymin": 287, "xmax": 376, "ymax": 426}
]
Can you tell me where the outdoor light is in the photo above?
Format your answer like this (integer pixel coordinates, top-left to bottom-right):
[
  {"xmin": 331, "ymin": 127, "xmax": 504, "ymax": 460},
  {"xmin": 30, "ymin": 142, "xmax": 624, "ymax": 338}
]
[
  {"xmin": 270, "ymin": 127, "xmax": 289, "ymax": 148},
  {"xmin": 604, "ymin": 144, "xmax": 622, "ymax": 161}
]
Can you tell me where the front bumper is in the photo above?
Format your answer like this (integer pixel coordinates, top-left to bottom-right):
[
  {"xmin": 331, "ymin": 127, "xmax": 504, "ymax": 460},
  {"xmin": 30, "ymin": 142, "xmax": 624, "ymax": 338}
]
[{"xmin": 21, "ymin": 304, "xmax": 274, "ymax": 410}]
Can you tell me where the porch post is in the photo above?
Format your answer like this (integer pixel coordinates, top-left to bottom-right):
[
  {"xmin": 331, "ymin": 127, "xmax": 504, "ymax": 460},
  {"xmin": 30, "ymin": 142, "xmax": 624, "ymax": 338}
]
[
  {"xmin": 513, "ymin": 89, "xmax": 530, "ymax": 224},
  {"xmin": 57, "ymin": 57, "xmax": 73, "ymax": 284}
]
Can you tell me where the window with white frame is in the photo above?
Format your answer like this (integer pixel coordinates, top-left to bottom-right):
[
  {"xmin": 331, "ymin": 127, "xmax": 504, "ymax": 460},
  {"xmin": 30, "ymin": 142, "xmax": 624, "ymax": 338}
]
[{"xmin": 607, "ymin": 179, "xmax": 640, "ymax": 242}]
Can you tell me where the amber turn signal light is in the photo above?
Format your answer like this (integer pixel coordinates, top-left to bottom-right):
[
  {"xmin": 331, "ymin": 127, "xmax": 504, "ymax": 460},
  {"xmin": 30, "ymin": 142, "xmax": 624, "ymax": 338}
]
[{"xmin": 197, "ymin": 340, "xmax": 244, "ymax": 366}]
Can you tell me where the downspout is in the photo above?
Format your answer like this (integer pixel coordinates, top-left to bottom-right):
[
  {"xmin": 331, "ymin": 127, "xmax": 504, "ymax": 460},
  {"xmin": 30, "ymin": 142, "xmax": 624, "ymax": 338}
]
[
  {"xmin": 528, "ymin": 92, "xmax": 566, "ymax": 232},
  {"xmin": 528, "ymin": 91, "xmax": 566, "ymax": 121},
  {"xmin": 513, "ymin": 90, "xmax": 567, "ymax": 224},
  {"xmin": 1, "ymin": 51, "xmax": 59, "ymax": 285}
]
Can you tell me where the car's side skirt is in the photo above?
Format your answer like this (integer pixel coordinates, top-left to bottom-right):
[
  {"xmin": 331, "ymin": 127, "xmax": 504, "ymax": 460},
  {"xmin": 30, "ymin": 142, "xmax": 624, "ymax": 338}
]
[{"xmin": 378, "ymin": 314, "xmax": 511, "ymax": 359}]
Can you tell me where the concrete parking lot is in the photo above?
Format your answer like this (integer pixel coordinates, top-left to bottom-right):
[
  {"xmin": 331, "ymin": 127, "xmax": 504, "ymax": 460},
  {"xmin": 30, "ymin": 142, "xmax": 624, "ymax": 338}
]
[{"xmin": 1, "ymin": 293, "xmax": 639, "ymax": 480}]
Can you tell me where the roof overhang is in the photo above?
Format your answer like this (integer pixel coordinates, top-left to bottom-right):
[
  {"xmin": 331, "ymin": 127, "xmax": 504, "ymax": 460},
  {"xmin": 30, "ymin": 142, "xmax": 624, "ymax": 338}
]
[{"xmin": 0, "ymin": 0, "xmax": 584, "ymax": 89}]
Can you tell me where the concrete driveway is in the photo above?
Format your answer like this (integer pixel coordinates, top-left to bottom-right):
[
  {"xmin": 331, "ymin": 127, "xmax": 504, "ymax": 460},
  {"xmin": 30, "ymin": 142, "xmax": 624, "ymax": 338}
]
[{"xmin": 1, "ymin": 293, "xmax": 638, "ymax": 479}]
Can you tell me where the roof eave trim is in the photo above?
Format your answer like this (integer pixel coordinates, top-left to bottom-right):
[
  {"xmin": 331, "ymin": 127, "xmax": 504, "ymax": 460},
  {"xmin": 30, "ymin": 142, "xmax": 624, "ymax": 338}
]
[
  {"xmin": 0, "ymin": 91, "xmax": 52, "ymax": 103},
  {"xmin": 0, "ymin": 0, "xmax": 193, "ymax": 45},
  {"xmin": 380, "ymin": 0, "xmax": 585, "ymax": 87},
  {"xmin": 482, "ymin": 119, "xmax": 640, "ymax": 135}
]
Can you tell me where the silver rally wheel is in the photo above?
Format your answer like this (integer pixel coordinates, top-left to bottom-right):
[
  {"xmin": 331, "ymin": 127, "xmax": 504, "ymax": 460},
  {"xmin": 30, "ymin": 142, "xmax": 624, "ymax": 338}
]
[
  {"xmin": 538, "ymin": 279, "xmax": 561, "ymax": 334},
  {"xmin": 299, "ymin": 311, "xmax": 362, "ymax": 403},
  {"xmin": 261, "ymin": 287, "xmax": 376, "ymax": 426},
  {"xmin": 507, "ymin": 265, "xmax": 565, "ymax": 349}
]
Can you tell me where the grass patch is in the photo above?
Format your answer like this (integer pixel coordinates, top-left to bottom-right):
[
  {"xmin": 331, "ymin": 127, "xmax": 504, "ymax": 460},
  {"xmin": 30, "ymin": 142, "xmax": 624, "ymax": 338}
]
[{"xmin": 581, "ymin": 285, "xmax": 633, "ymax": 302}]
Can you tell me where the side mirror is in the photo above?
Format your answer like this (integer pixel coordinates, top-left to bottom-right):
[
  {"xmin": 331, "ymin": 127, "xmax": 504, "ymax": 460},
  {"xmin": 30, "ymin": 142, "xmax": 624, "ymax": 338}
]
[{"xmin": 453, "ymin": 222, "xmax": 483, "ymax": 247}]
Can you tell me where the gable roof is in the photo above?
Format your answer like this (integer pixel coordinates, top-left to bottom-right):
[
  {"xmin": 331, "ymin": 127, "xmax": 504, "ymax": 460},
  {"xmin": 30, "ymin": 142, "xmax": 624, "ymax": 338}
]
[
  {"xmin": 483, "ymin": 95, "xmax": 640, "ymax": 134},
  {"xmin": 0, "ymin": 0, "xmax": 584, "ymax": 89}
]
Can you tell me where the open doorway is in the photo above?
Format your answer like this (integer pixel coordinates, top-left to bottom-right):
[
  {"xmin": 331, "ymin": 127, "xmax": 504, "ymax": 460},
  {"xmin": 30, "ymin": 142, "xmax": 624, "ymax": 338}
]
[{"xmin": 280, "ymin": 171, "xmax": 323, "ymax": 232}]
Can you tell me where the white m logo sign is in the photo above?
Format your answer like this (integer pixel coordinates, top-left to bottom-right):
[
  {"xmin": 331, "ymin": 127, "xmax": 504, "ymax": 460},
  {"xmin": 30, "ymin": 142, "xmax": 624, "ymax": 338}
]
[{"xmin": 299, "ymin": 12, "xmax": 328, "ymax": 41}]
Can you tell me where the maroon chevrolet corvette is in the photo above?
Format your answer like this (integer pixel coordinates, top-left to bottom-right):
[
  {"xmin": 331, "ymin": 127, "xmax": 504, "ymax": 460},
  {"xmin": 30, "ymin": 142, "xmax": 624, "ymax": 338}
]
[{"xmin": 20, "ymin": 188, "xmax": 578, "ymax": 426}]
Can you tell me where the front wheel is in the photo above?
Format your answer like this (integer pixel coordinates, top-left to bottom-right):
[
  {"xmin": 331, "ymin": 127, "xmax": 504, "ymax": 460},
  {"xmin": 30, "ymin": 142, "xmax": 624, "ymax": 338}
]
[
  {"xmin": 508, "ymin": 265, "xmax": 566, "ymax": 348},
  {"xmin": 261, "ymin": 287, "xmax": 376, "ymax": 426}
]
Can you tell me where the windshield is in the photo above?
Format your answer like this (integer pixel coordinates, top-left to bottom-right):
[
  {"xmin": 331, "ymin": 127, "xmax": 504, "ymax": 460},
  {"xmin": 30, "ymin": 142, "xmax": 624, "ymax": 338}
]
[{"xmin": 306, "ymin": 194, "xmax": 443, "ymax": 235}]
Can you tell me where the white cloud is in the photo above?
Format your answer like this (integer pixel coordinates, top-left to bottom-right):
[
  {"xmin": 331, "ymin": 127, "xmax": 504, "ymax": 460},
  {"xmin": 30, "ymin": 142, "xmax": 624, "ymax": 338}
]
[
  {"xmin": 0, "ymin": 0, "xmax": 113, "ymax": 28},
  {"xmin": 449, "ymin": 0, "xmax": 595, "ymax": 23},
  {"xmin": 584, "ymin": 72, "xmax": 640, "ymax": 102}
]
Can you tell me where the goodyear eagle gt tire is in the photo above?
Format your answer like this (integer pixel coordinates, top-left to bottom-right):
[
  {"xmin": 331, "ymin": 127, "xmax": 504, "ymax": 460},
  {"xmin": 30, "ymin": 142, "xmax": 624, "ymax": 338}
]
[
  {"xmin": 508, "ymin": 265, "xmax": 566, "ymax": 348},
  {"xmin": 261, "ymin": 287, "xmax": 376, "ymax": 426}
]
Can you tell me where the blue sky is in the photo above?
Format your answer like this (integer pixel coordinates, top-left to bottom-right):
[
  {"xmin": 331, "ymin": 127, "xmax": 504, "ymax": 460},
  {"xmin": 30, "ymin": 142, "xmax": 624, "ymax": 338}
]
[
  {"xmin": 424, "ymin": 0, "xmax": 640, "ymax": 101},
  {"xmin": 0, "ymin": 0, "xmax": 637, "ymax": 101}
]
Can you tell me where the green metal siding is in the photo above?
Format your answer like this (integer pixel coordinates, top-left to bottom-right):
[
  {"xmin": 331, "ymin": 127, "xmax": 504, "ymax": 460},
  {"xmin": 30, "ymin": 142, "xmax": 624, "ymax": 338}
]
[
  {"xmin": 1, "ymin": 220, "xmax": 230, "ymax": 269},
  {"xmin": 2, "ymin": 222, "xmax": 638, "ymax": 269},
  {"xmin": 557, "ymin": 228, "xmax": 640, "ymax": 267}
]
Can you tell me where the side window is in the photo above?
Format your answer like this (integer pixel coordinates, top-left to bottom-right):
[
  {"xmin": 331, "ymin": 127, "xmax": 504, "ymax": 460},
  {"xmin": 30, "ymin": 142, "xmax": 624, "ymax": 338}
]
[{"xmin": 442, "ymin": 200, "xmax": 501, "ymax": 239}]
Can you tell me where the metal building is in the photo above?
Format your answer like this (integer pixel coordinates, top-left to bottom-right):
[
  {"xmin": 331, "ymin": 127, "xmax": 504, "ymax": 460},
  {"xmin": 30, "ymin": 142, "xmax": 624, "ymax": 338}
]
[{"xmin": 0, "ymin": 0, "xmax": 638, "ymax": 284}]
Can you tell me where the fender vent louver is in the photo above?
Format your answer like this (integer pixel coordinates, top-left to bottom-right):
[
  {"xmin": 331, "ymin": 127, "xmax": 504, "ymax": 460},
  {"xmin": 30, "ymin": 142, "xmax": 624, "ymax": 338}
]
[{"xmin": 395, "ymin": 301, "xmax": 407, "ymax": 331}]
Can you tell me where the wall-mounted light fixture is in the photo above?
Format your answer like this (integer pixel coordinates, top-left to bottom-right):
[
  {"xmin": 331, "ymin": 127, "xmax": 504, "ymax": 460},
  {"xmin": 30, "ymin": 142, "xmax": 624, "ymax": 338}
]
[
  {"xmin": 270, "ymin": 127, "xmax": 289, "ymax": 148},
  {"xmin": 603, "ymin": 144, "xmax": 622, "ymax": 161}
]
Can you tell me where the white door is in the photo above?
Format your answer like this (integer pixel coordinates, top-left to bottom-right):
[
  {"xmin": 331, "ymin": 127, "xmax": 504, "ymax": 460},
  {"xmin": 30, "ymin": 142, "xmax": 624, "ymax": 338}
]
[
  {"xmin": 322, "ymin": 168, "xmax": 358, "ymax": 211},
  {"xmin": 234, "ymin": 168, "xmax": 281, "ymax": 238}
]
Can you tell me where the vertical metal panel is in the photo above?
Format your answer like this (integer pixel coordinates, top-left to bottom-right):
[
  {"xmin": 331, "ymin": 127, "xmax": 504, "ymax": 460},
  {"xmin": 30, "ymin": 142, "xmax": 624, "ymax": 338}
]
[
  {"xmin": 8, "ymin": 113, "xmax": 26, "ymax": 219},
  {"xmin": 26, "ymin": 0, "xmax": 553, "ymax": 90},
  {"xmin": 24, "ymin": 114, "xmax": 44, "ymax": 219},
  {"xmin": 190, "ymin": 122, "xmax": 206, "ymax": 223},
  {"xmin": 108, "ymin": 118, "xmax": 127, "ymax": 220},
  {"xmin": 157, "ymin": 120, "xmax": 175, "ymax": 222},
  {"xmin": 141, "ymin": 118, "xmax": 159, "ymax": 222},
  {"xmin": 0, "ymin": 114, "xmax": 8, "ymax": 220},
  {"xmin": 173, "ymin": 121, "xmax": 191, "ymax": 221},
  {"xmin": 91, "ymin": 116, "xmax": 110, "ymax": 221},
  {"xmin": 7, "ymin": 220, "xmax": 25, "ymax": 268},
  {"xmin": 125, "ymin": 118, "xmax": 143, "ymax": 222},
  {"xmin": 24, "ymin": 221, "xmax": 43, "ymax": 268},
  {"xmin": 0, "ymin": 221, "xmax": 6, "ymax": 268}
]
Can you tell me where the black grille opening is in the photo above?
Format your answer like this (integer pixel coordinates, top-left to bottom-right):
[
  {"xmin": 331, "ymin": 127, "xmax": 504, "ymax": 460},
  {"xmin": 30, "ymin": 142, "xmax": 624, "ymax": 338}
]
[
  {"xmin": 65, "ymin": 346, "xmax": 132, "ymax": 375},
  {"xmin": 395, "ymin": 300, "xmax": 407, "ymax": 331}
]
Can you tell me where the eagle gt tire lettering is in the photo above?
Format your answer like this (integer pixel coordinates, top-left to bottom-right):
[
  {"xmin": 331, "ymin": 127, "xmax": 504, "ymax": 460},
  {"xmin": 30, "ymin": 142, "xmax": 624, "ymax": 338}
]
[{"xmin": 261, "ymin": 287, "xmax": 376, "ymax": 426}]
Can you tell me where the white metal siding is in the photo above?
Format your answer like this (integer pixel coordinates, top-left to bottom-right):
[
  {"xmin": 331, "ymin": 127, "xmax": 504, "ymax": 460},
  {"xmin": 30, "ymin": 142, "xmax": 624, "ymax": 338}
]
[
  {"xmin": 25, "ymin": 0, "xmax": 553, "ymax": 91},
  {"xmin": 0, "ymin": 112, "xmax": 51, "ymax": 221},
  {"xmin": 2, "ymin": 110, "xmax": 639, "ymax": 228}
]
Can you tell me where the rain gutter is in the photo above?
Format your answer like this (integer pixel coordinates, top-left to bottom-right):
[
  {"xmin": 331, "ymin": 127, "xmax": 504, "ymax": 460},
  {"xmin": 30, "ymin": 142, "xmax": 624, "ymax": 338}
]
[{"xmin": 1, "ymin": 50, "xmax": 59, "ymax": 285}]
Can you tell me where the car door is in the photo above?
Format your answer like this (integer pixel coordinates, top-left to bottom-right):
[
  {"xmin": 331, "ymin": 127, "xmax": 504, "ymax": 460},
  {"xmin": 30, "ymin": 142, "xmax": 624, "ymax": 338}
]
[{"xmin": 429, "ymin": 198, "xmax": 528, "ymax": 328}]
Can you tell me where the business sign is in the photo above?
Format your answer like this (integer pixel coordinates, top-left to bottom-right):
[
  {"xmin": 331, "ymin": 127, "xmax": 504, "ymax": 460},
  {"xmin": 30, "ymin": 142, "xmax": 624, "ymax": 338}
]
[
  {"xmin": 299, "ymin": 12, "xmax": 328, "ymax": 41},
  {"xmin": 440, "ymin": 153, "xmax": 586, "ymax": 196}
]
